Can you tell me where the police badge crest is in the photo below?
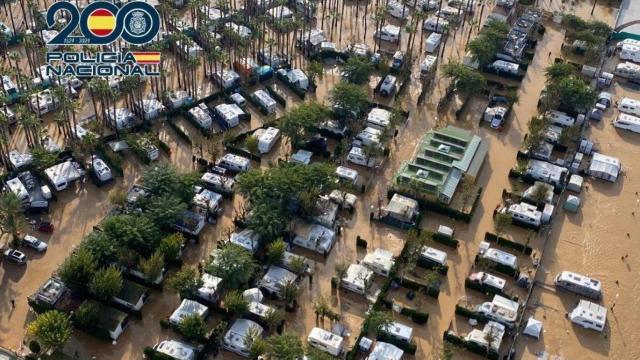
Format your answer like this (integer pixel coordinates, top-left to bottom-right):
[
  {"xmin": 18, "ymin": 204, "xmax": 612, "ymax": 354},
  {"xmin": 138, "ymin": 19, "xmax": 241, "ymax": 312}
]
[{"xmin": 129, "ymin": 11, "xmax": 147, "ymax": 35}]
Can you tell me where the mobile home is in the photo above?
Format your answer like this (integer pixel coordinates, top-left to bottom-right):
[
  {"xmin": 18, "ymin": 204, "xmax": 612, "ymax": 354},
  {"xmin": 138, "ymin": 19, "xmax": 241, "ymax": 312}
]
[
  {"xmin": 188, "ymin": 103, "xmax": 213, "ymax": 130},
  {"xmin": 347, "ymin": 147, "xmax": 378, "ymax": 168},
  {"xmin": 465, "ymin": 321, "xmax": 506, "ymax": 352},
  {"xmin": 420, "ymin": 55, "xmax": 437, "ymax": 76},
  {"xmin": 92, "ymin": 156, "xmax": 112, "ymax": 183},
  {"xmin": 619, "ymin": 43, "xmax": 640, "ymax": 63},
  {"xmin": 192, "ymin": 187, "xmax": 223, "ymax": 215},
  {"xmin": 380, "ymin": 194, "xmax": 420, "ymax": 227},
  {"xmin": 29, "ymin": 89, "xmax": 59, "ymax": 114},
  {"xmin": 491, "ymin": 60, "xmax": 519, "ymax": 75},
  {"xmin": 614, "ymin": 61, "xmax": 640, "ymax": 80},
  {"xmin": 568, "ymin": 300, "xmax": 606, "ymax": 332},
  {"xmin": 252, "ymin": 90, "xmax": 277, "ymax": 114},
  {"xmin": 479, "ymin": 243, "xmax": 518, "ymax": 271},
  {"xmin": 44, "ymin": 160, "xmax": 85, "ymax": 192},
  {"xmin": 307, "ymin": 327, "xmax": 344, "ymax": 357},
  {"xmin": 154, "ymin": 340, "xmax": 199, "ymax": 360},
  {"xmin": 381, "ymin": 321, "xmax": 413, "ymax": 343},
  {"xmin": 223, "ymin": 319, "xmax": 264, "ymax": 357},
  {"xmin": 504, "ymin": 202, "xmax": 542, "ymax": 228},
  {"xmin": 212, "ymin": 70, "xmax": 241, "ymax": 90},
  {"xmin": 108, "ymin": 108, "xmax": 136, "ymax": 130},
  {"xmin": 169, "ymin": 299, "xmax": 208, "ymax": 326},
  {"xmin": 588, "ymin": 152, "xmax": 621, "ymax": 182},
  {"xmin": 386, "ymin": 0, "xmax": 409, "ymax": 19},
  {"xmin": 525, "ymin": 159, "xmax": 568, "ymax": 189},
  {"xmin": 469, "ymin": 272, "xmax": 506, "ymax": 293},
  {"xmin": 379, "ymin": 75, "xmax": 397, "ymax": 96},
  {"xmin": 216, "ymin": 153, "xmax": 251, "ymax": 173},
  {"xmin": 197, "ymin": 273, "xmax": 223, "ymax": 304},
  {"xmin": 367, "ymin": 342, "xmax": 403, "ymax": 360},
  {"xmin": 545, "ymin": 110, "xmax": 576, "ymax": 127},
  {"xmin": 254, "ymin": 127, "xmax": 281, "ymax": 154},
  {"xmin": 259, "ymin": 266, "xmax": 298, "ymax": 298},
  {"xmin": 200, "ymin": 172, "xmax": 235, "ymax": 193},
  {"xmin": 293, "ymin": 224, "xmax": 336, "ymax": 255},
  {"xmin": 554, "ymin": 271, "xmax": 602, "ymax": 300},
  {"xmin": 618, "ymin": 97, "xmax": 640, "ymax": 116},
  {"xmin": 423, "ymin": 16, "xmax": 449, "ymax": 33},
  {"xmin": 230, "ymin": 229, "xmax": 261, "ymax": 254},
  {"xmin": 425, "ymin": 32, "xmax": 442, "ymax": 53},
  {"xmin": 366, "ymin": 108, "xmax": 392, "ymax": 131},
  {"xmin": 375, "ymin": 24, "xmax": 401, "ymax": 43},
  {"xmin": 419, "ymin": 246, "xmax": 447, "ymax": 268},
  {"xmin": 335, "ymin": 166, "xmax": 359, "ymax": 185}
]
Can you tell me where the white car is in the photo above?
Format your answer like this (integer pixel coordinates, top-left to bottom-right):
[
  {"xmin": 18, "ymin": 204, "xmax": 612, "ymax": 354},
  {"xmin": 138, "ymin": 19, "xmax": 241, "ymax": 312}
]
[{"xmin": 22, "ymin": 235, "xmax": 48, "ymax": 252}]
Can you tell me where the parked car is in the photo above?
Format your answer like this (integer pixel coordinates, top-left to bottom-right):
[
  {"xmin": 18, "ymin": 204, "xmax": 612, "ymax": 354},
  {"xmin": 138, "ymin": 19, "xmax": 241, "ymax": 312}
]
[
  {"xmin": 22, "ymin": 235, "xmax": 48, "ymax": 252},
  {"xmin": 4, "ymin": 249, "xmax": 27, "ymax": 264}
]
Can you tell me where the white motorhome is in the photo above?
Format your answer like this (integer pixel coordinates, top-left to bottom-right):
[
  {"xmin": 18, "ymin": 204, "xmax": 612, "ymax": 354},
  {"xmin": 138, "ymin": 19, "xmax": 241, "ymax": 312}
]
[
  {"xmin": 381, "ymin": 321, "xmax": 413, "ymax": 343},
  {"xmin": 613, "ymin": 112, "xmax": 640, "ymax": 133},
  {"xmin": 423, "ymin": 16, "xmax": 449, "ymax": 33},
  {"xmin": 6, "ymin": 177, "xmax": 29, "ymax": 202},
  {"xmin": 618, "ymin": 97, "xmax": 640, "ymax": 115},
  {"xmin": 381, "ymin": 194, "xmax": 420, "ymax": 225},
  {"xmin": 259, "ymin": 266, "xmax": 298, "ymax": 298},
  {"xmin": 169, "ymin": 299, "xmax": 208, "ymax": 326},
  {"xmin": 44, "ymin": 160, "xmax": 85, "ymax": 191},
  {"xmin": 545, "ymin": 110, "xmax": 576, "ymax": 127},
  {"xmin": 525, "ymin": 159, "xmax": 568, "ymax": 188},
  {"xmin": 223, "ymin": 319, "xmax": 264, "ymax": 357},
  {"xmin": 307, "ymin": 327, "xmax": 344, "ymax": 357},
  {"xmin": 188, "ymin": 103, "xmax": 213, "ymax": 130},
  {"xmin": 293, "ymin": 224, "xmax": 336, "ymax": 255},
  {"xmin": 201, "ymin": 172, "xmax": 235, "ymax": 193},
  {"xmin": 8, "ymin": 150, "xmax": 33, "ymax": 169},
  {"xmin": 193, "ymin": 187, "xmax": 223, "ymax": 215},
  {"xmin": 367, "ymin": 342, "xmax": 403, "ymax": 360},
  {"xmin": 362, "ymin": 248, "xmax": 396, "ymax": 277},
  {"xmin": 375, "ymin": 24, "xmax": 401, "ymax": 43},
  {"xmin": 366, "ymin": 108, "xmax": 392, "ymax": 131},
  {"xmin": 254, "ymin": 127, "xmax": 280, "ymax": 154},
  {"xmin": 92, "ymin": 156, "xmax": 112, "ymax": 183},
  {"xmin": 355, "ymin": 127, "xmax": 383, "ymax": 147},
  {"xmin": 420, "ymin": 246, "xmax": 448, "ymax": 267},
  {"xmin": 469, "ymin": 272, "xmax": 506, "ymax": 292},
  {"xmin": 29, "ymin": 89, "xmax": 59, "ymax": 114},
  {"xmin": 379, "ymin": 75, "xmax": 397, "ymax": 96},
  {"xmin": 568, "ymin": 300, "xmax": 606, "ymax": 332},
  {"xmin": 619, "ymin": 43, "xmax": 640, "ymax": 63},
  {"xmin": 214, "ymin": 103, "xmax": 244, "ymax": 128},
  {"xmin": 588, "ymin": 152, "xmax": 621, "ymax": 182},
  {"xmin": 465, "ymin": 321, "xmax": 506, "ymax": 352},
  {"xmin": 212, "ymin": 69, "xmax": 241, "ymax": 90},
  {"xmin": 216, "ymin": 153, "xmax": 251, "ymax": 172},
  {"xmin": 504, "ymin": 202, "xmax": 542, "ymax": 227},
  {"xmin": 347, "ymin": 147, "xmax": 378, "ymax": 168},
  {"xmin": 230, "ymin": 229, "xmax": 261, "ymax": 254},
  {"xmin": 476, "ymin": 295, "xmax": 519, "ymax": 327},
  {"xmin": 197, "ymin": 273, "xmax": 223, "ymax": 303},
  {"xmin": 554, "ymin": 271, "xmax": 602, "ymax": 300},
  {"xmin": 420, "ymin": 55, "xmax": 438, "ymax": 76},
  {"xmin": 479, "ymin": 243, "xmax": 518, "ymax": 270},
  {"xmin": 491, "ymin": 60, "xmax": 519, "ymax": 75},
  {"xmin": 335, "ymin": 166, "xmax": 359, "ymax": 184},
  {"xmin": 341, "ymin": 263, "xmax": 374, "ymax": 295},
  {"xmin": 425, "ymin": 32, "xmax": 442, "ymax": 53},
  {"xmin": 386, "ymin": 0, "xmax": 409, "ymax": 19},
  {"xmin": 252, "ymin": 90, "xmax": 277, "ymax": 114},
  {"xmin": 614, "ymin": 61, "xmax": 640, "ymax": 80},
  {"xmin": 154, "ymin": 340, "xmax": 198, "ymax": 360}
]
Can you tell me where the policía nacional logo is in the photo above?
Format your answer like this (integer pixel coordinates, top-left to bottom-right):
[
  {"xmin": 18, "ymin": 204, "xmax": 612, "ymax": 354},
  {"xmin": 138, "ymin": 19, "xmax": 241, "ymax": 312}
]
[{"xmin": 44, "ymin": 1, "xmax": 162, "ymax": 77}]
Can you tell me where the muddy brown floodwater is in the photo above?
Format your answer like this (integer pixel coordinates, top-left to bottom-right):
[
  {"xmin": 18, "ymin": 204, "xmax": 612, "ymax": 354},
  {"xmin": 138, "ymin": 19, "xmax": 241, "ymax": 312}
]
[{"xmin": 1, "ymin": 0, "xmax": 639, "ymax": 360}]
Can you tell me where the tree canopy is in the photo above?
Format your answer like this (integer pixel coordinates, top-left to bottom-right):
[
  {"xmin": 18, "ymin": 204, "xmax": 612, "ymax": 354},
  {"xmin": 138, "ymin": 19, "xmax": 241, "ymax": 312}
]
[
  {"xmin": 278, "ymin": 102, "xmax": 330, "ymax": 148},
  {"xmin": 265, "ymin": 332, "xmax": 305, "ymax": 360},
  {"xmin": 89, "ymin": 266, "xmax": 123, "ymax": 301},
  {"xmin": 443, "ymin": 60, "xmax": 487, "ymax": 98},
  {"xmin": 544, "ymin": 75, "xmax": 595, "ymax": 113},
  {"xmin": 342, "ymin": 56, "xmax": 375, "ymax": 85},
  {"xmin": 0, "ymin": 192, "xmax": 28, "ymax": 243},
  {"xmin": 329, "ymin": 82, "xmax": 370, "ymax": 122},
  {"xmin": 468, "ymin": 20, "xmax": 509, "ymax": 67},
  {"xmin": 59, "ymin": 248, "xmax": 98, "ymax": 293},
  {"xmin": 167, "ymin": 266, "xmax": 202, "ymax": 299},
  {"xmin": 27, "ymin": 310, "xmax": 73, "ymax": 352},
  {"xmin": 207, "ymin": 243, "xmax": 258, "ymax": 289},
  {"xmin": 362, "ymin": 310, "xmax": 394, "ymax": 337},
  {"xmin": 141, "ymin": 163, "xmax": 199, "ymax": 203},
  {"xmin": 101, "ymin": 214, "xmax": 161, "ymax": 257}
]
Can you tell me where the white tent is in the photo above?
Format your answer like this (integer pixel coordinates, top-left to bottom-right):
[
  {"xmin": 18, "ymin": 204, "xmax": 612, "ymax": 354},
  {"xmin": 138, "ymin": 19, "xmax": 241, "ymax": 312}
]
[{"xmin": 523, "ymin": 317, "xmax": 542, "ymax": 339}]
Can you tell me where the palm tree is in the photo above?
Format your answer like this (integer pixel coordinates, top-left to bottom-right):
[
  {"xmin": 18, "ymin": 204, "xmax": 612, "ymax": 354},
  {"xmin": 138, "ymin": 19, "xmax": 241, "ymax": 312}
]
[{"xmin": 0, "ymin": 192, "xmax": 28, "ymax": 246}]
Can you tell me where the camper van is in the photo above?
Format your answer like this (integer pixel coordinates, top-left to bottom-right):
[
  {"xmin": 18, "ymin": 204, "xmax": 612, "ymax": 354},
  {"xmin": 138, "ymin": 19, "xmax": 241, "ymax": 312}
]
[
  {"xmin": 374, "ymin": 24, "xmax": 401, "ymax": 43},
  {"xmin": 469, "ymin": 272, "xmax": 506, "ymax": 293},
  {"xmin": 425, "ymin": 32, "xmax": 442, "ymax": 53},
  {"xmin": 618, "ymin": 97, "xmax": 640, "ymax": 116},
  {"xmin": 568, "ymin": 300, "xmax": 606, "ymax": 332},
  {"xmin": 423, "ymin": 17, "xmax": 449, "ymax": 33},
  {"xmin": 252, "ymin": 90, "xmax": 277, "ymax": 114},
  {"xmin": 613, "ymin": 112, "xmax": 640, "ymax": 134},
  {"xmin": 614, "ymin": 62, "xmax": 640, "ymax": 80},
  {"xmin": 476, "ymin": 295, "xmax": 519, "ymax": 327},
  {"xmin": 491, "ymin": 60, "xmax": 519, "ymax": 75},
  {"xmin": 379, "ymin": 75, "xmax": 397, "ymax": 96},
  {"xmin": 347, "ymin": 147, "xmax": 378, "ymax": 168},
  {"xmin": 554, "ymin": 271, "xmax": 602, "ymax": 300},
  {"xmin": 216, "ymin": 153, "xmax": 251, "ymax": 173},
  {"xmin": 307, "ymin": 327, "xmax": 344, "ymax": 357},
  {"xmin": 92, "ymin": 156, "xmax": 112, "ymax": 183},
  {"xmin": 188, "ymin": 104, "xmax": 213, "ymax": 130},
  {"xmin": 420, "ymin": 55, "xmax": 438, "ymax": 77},
  {"xmin": 387, "ymin": 0, "xmax": 409, "ymax": 19},
  {"xmin": 479, "ymin": 243, "xmax": 518, "ymax": 270},
  {"xmin": 29, "ymin": 90, "xmax": 59, "ymax": 114},
  {"xmin": 619, "ymin": 43, "xmax": 640, "ymax": 63},
  {"xmin": 362, "ymin": 248, "xmax": 396, "ymax": 277},
  {"xmin": 214, "ymin": 103, "xmax": 244, "ymax": 128}
]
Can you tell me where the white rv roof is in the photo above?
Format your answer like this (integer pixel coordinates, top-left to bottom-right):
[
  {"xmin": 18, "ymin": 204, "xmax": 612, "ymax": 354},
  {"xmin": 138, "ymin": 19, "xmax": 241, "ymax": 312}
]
[
  {"xmin": 230, "ymin": 229, "xmax": 260, "ymax": 253},
  {"xmin": 343, "ymin": 264, "xmax": 374, "ymax": 287},
  {"xmin": 382, "ymin": 321, "xmax": 413, "ymax": 341},
  {"xmin": 6, "ymin": 177, "xmax": 28, "ymax": 199},
  {"xmin": 385, "ymin": 194, "xmax": 419, "ymax": 216},
  {"xmin": 508, "ymin": 202, "xmax": 542, "ymax": 218},
  {"xmin": 215, "ymin": 103, "xmax": 245, "ymax": 120},
  {"xmin": 44, "ymin": 160, "xmax": 84, "ymax": 185},
  {"xmin": 368, "ymin": 342, "xmax": 403, "ymax": 360},
  {"xmin": 616, "ymin": 112, "xmax": 640, "ymax": 125},
  {"xmin": 155, "ymin": 340, "xmax": 197, "ymax": 360},
  {"xmin": 362, "ymin": 248, "xmax": 395, "ymax": 272},
  {"xmin": 169, "ymin": 299, "xmax": 208, "ymax": 324},
  {"xmin": 381, "ymin": 24, "xmax": 401, "ymax": 36},
  {"xmin": 570, "ymin": 300, "xmax": 607, "ymax": 324},
  {"xmin": 197, "ymin": 273, "xmax": 223, "ymax": 298},
  {"xmin": 248, "ymin": 301, "xmax": 274, "ymax": 318},
  {"xmin": 367, "ymin": 108, "xmax": 392, "ymax": 127},
  {"xmin": 225, "ymin": 319, "xmax": 264, "ymax": 350},
  {"xmin": 336, "ymin": 166, "xmax": 359, "ymax": 181},
  {"xmin": 589, "ymin": 152, "xmax": 621, "ymax": 176},
  {"xmin": 261, "ymin": 266, "xmax": 298, "ymax": 292},
  {"xmin": 420, "ymin": 246, "xmax": 447, "ymax": 265},
  {"xmin": 483, "ymin": 248, "xmax": 517, "ymax": 268},
  {"xmin": 556, "ymin": 271, "xmax": 601, "ymax": 291},
  {"xmin": 308, "ymin": 327, "xmax": 344, "ymax": 349},
  {"xmin": 220, "ymin": 153, "xmax": 250, "ymax": 166},
  {"xmin": 253, "ymin": 90, "xmax": 277, "ymax": 107}
]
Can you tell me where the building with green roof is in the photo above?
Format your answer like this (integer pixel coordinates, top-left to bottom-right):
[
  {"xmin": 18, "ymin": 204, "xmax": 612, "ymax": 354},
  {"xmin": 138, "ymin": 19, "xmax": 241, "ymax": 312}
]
[{"xmin": 394, "ymin": 126, "xmax": 488, "ymax": 204}]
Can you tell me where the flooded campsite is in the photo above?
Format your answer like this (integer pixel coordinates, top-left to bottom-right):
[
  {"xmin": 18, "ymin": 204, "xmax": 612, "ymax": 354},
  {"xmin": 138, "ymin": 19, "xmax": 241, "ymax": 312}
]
[{"xmin": 0, "ymin": 0, "xmax": 639, "ymax": 359}]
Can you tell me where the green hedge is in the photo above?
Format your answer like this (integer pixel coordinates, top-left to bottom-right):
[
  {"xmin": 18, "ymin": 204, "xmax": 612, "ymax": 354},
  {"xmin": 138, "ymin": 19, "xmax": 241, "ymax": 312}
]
[
  {"xmin": 400, "ymin": 307, "xmax": 429, "ymax": 325},
  {"xmin": 95, "ymin": 145, "xmax": 124, "ymax": 176},
  {"xmin": 484, "ymin": 232, "xmax": 533, "ymax": 255},
  {"xmin": 392, "ymin": 275, "xmax": 440, "ymax": 299},
  {"xmin": 275, "ymin": 71, "xmax": 307, "ymax": 99},
  {"xmin": 433, "ymin": 233, "xmax": 460, "ymax": 248},
  {"xmin": 455, "ymin": 304, "xmax": 489, "ymax": 324},
  {"xmin": 265, "ymin": 84, "xmax": 286, "ymax": 107},
  {"xmin": 416, "ymin": 258, "xmax": 449, "ymax": 275},
  {"xmin": 356, "ymin": 236, "xmax": 367, "ymax": 248},
  {"xmin": 143, "ymin": 347, "xmax": 175, "ymax": 360},
  {"xmin": 443, "ymin": 331, "xmax": 499, "ymax": 360},
  {"xmin": 167, "ymin": 118, "xmax": 193, "ymax": 145}
]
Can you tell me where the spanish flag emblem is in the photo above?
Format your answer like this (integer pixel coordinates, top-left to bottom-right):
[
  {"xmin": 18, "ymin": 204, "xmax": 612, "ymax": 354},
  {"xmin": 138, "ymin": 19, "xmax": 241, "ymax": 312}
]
[
  {"xmin": 87, "ymin": 8, "xmax": 117, "ymax": 37},
  {"xmin": 132, "ymin": 52, "xmax": 161, "ymax": 64}
]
